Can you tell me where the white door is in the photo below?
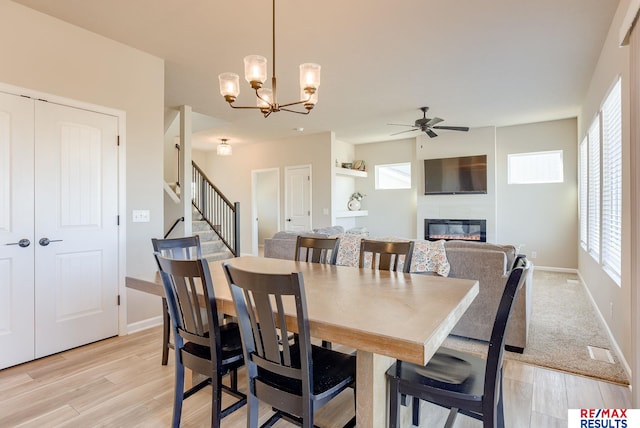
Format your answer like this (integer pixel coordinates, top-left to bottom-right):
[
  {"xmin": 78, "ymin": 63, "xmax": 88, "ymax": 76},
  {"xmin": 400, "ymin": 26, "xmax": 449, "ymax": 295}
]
[
  {"xmin": 34, "ymin": 101, "xmax": 119, "ymax": 358},
  {"xmin": 285, "ymin": 165, "xmax": 311, "ymax": 232},
  {"xmin": 0, "ymin": 92, "xmax": 36, "ymax": 369}
]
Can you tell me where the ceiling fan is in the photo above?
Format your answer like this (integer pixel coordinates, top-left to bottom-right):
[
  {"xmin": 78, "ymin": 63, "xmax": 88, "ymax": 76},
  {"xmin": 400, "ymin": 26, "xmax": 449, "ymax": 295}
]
[{"xmin": 388, "ymin": 107, "xmax": 470, "ymax": 138}]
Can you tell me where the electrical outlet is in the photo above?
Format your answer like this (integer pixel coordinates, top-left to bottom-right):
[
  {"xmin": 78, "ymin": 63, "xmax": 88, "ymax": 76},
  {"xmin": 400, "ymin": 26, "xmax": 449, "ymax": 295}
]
[{"xmin": 531, "ymin": 251, "xmax": 537, "ymax": 259}]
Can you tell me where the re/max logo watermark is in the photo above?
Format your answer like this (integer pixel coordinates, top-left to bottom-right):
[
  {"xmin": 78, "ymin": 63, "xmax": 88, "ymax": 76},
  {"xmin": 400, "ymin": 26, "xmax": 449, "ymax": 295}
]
[{"xmin": 568, "ymin": 409, "xmax": 639, "ymax": 428}]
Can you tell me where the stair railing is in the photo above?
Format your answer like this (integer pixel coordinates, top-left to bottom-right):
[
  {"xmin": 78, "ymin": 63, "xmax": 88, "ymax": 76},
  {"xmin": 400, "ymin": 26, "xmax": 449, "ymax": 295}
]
[{"xmin": 192, "ymin": 162, "xmax": 240, "ymax": 256}]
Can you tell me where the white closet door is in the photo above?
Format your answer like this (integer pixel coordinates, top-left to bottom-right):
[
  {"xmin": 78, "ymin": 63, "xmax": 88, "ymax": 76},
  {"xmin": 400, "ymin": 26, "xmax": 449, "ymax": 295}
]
[
  {"xmin": 34, "ymin": 101, "xmax": 119, "ymax": 358},
  {"xmin": 0, "ymin": 92, "xmax": 35, "ymax": 369},
  {"xmin": 284, "ymin": 165, "xmax": 311, "ymax": 232}
]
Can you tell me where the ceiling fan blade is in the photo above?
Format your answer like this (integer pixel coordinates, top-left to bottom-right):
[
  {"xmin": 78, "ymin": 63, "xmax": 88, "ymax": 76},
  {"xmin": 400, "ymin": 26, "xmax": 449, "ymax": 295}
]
[
  {"xmin": 426, "ymin": 117, "xmax": 444, "ymax": 127},
  {"xmin": 426, "ymin": 129, "xmax": 438, "ymax": 138},
  {"xmin": 387, "ymin": 123, "xmax": 416, "ymax": 127},
  {"xmin": 432, "ymin": 126, "xmax": 470, "ymax": 132},
  {"xmin": 390, "ymin": 128, "xmax": 419, "ymax": 136}
]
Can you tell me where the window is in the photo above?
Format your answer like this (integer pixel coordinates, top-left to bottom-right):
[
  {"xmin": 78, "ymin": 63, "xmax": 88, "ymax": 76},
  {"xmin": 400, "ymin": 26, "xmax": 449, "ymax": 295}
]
[
  {"xmin": 601, "ymin": 79, "xmax": 622, "ymax": 281},
  {"xmin": 587, "ymin": 117, "xmax": 601, "ymax": 261},
  {"xmin": 579, "ymin": 138, "xmax": 588, "ymax": 250},
  {"xmin": 375, "ymin": 162, "xmax": 411, "ymax": 189},
  {"xmin": 508, "ymin": 150, "xmax": 564, "ymax": 184}
]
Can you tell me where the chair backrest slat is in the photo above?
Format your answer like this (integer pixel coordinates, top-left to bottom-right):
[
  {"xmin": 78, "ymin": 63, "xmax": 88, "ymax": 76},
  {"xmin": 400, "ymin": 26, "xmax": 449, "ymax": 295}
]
[
  {"xmin": 295, "ymin": 236, "xmax": 340, "ymax": 265},
  {"xmin": 359, "ymin": 239, "xmax": 415, "ymax": 273}
]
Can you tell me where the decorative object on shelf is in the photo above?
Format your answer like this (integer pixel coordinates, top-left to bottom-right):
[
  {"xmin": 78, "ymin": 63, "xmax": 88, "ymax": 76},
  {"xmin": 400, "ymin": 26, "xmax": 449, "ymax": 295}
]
[
  {"xmin": 341, "ymin": 162, "xmax": 353, "ymax": 169},
  {"xmin": 348, "ymin": 191, "xmax": 366, "ymax": 211},
  {"xmin": 216, "ymin": 138, "xmax": 232, "ymax": 156},
  {"xmin": 353, "ymin": 160, "xmax": 366, "ymax": 171},
  {"xmin": 218, "ymin": 0, "xmax": 320, "ymax": 118}
]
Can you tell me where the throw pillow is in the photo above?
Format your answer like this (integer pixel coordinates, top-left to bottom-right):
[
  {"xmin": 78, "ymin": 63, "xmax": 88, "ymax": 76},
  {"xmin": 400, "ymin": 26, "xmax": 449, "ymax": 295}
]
[
  {"xmin": 335, "ymin": 233, "xmax": 363, "ymax": 267},
  {"xmin": 410, "ymin": 240, "xmax": 450, "ymax": 277}
]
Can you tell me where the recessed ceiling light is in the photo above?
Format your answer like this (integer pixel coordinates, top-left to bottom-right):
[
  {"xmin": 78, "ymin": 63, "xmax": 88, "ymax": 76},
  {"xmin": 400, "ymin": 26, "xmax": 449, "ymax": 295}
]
[{"xmin": 294, "ymin": 127, "xmax": 304, "ymax": 132}]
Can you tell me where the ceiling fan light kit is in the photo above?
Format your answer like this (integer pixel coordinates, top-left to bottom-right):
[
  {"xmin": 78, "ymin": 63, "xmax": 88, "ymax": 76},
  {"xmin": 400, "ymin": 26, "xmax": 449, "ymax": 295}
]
[
  {"xmin": 218, "ymin": 0, "xmax": 320, "ymax": 117},
  {"xmin": 388, "ymin": 106, "xmax": 470, "ymax": 138}
]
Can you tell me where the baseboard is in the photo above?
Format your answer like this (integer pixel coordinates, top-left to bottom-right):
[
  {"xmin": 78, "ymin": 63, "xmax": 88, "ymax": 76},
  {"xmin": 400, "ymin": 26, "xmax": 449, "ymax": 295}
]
[
  {"xmin": 126, "ymin": 315, "xmax": 163, "ymax": 335},
  {"xmin": 576, "ymin": 271, "xmax": 633, "ymax": 383},
  {"xmin": 533, "ymin": 265, "xmax": 578, "ymax": 274}
]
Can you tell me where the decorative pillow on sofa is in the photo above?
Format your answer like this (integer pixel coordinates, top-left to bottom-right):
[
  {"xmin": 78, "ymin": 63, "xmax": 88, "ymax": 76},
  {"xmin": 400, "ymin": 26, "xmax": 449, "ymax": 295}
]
[
  {"xmin": 335, "ymin": 233, "xmax": 363, "ymax": 267},
  {"xmin": 410, "ymin": 240, "xmax": 450, "ymax": 277}
]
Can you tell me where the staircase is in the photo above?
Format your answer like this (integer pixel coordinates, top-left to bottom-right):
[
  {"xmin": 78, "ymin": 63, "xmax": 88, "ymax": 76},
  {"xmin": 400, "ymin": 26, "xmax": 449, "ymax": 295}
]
[{"xmin": 192, "ymin": 216, "xmax": 234, "ymax": 262}]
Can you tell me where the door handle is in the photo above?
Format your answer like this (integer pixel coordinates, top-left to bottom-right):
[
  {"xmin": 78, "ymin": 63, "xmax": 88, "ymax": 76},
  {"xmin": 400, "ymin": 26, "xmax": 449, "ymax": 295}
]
[
  {"xmin": 286, "ymin": 218, "xmax": 292, "ymax": 222},
  {"xmin": 39, "ymin": 238, "xmax": 63, "ymax": 246},
  {"xmin": 6, "ymin": 238, "xmax": 31, "ymax": 248}
]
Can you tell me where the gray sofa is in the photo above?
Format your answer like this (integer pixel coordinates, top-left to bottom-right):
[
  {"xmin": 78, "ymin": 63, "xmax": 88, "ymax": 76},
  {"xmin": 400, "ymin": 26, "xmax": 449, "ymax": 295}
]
[{"xmin": 263, "ymin": 231, "xmax": 532, "ymax": 351}]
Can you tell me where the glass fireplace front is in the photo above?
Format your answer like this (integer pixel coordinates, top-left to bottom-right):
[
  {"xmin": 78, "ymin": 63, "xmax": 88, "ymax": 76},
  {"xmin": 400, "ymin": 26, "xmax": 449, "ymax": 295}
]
[{"xmin": 424, "ymin": 219, "xmax": 487, "ymax": 242}]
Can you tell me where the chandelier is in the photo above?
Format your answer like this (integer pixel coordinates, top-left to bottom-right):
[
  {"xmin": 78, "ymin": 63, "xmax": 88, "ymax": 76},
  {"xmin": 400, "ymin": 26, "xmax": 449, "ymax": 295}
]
[
  {"xmin": 216, "ymin": 138, "xmax": 232, "ymax": 156},
  {"xmin": 218, "ymin": 0, "xmax": 320, "ymax": 118}
]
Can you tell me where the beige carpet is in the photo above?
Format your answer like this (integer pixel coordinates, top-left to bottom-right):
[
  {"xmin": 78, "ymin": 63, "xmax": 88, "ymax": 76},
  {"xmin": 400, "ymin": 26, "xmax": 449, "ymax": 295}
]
[{"xmin": 443, "ymin": 270, "xmax": 630, "ymax": 385}]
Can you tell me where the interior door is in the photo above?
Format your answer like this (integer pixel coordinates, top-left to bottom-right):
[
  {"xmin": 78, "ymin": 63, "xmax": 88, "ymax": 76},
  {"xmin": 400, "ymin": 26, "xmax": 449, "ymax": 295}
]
[
  {"xmin": 285, "ymin": 165, "xmax": 311, "ymax": 232},
  {"xmin": 34, "ymin": 101, "xmax": 119, "ymax": 358},
  {"xmin": 0, "ymin": 92, "xmax": 35, "ymax": 369}
]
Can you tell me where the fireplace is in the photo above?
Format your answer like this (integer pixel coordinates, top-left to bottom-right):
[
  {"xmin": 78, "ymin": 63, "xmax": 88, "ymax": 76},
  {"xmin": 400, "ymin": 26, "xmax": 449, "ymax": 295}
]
[{"xmin": 425, "ymin": 219, "xmax": 486, "ymax": 242}]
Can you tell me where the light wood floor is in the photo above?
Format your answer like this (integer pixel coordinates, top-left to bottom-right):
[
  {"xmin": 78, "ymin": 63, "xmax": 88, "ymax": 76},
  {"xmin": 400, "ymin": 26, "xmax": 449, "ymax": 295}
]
[{"xmin": 0, "ymin": 326, "xmax": 631, "ymax": 427}]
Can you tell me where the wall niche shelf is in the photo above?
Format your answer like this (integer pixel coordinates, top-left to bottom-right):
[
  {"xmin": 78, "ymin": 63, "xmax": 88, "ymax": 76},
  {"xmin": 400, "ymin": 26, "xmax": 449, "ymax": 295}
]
[
  {"xmin": 334, "ymin": 167, "xmax": 367, "ymax": 178},
  {"xmin": 336, "ymin": 210, "xmax": 368, "ymax": 218}
]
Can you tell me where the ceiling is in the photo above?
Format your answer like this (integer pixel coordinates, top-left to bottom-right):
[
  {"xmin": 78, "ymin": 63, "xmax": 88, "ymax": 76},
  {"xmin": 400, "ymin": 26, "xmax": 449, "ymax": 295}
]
[{"xmin": 13, "ymin": 0, "xmax": 619, "ymax": 149}]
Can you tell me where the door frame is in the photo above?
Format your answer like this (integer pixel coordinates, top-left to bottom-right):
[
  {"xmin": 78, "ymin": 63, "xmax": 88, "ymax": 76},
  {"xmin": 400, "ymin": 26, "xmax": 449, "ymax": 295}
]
[
  {"xmin": 0, "ymin": 82, "xmax": 127, "ymax": 336},
  {"xmin": 251, "ymin": 167, "xmax": 281, "ymax": 255}
]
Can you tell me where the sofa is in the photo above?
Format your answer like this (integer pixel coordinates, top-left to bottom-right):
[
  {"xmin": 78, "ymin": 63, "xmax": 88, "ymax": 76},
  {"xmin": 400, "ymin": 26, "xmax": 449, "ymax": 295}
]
[{"xmin": 263, "ymin": 230, "xmax": 532, "ymax": 351}]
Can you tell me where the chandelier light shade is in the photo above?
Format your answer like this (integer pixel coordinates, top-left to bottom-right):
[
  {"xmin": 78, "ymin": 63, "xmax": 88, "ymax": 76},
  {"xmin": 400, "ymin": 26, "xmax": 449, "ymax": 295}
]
[
  {"xmin": 216, "ymin": 138, "xmax": 232, "ymax": 156},
  {"xmin": 218, "ymin": 0, "xmax": 320, "ymax": 117}
]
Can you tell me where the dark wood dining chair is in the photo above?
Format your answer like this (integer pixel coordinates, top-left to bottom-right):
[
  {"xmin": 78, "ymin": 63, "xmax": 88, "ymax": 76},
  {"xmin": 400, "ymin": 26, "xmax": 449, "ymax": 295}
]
[
  {"xmin": 294, "ymin": 235, "xmax": 340, "ymax": 265},
  {"xmin": 151, "ymin": 236, "xmax": 201, "ymax": 366},
  {"xmin": 294, "ymin": 235, "xmax": 340, "ymax": 349},
  {"xmin": 223, "ymin": 262, "xmax": 357, "ymax": 428},
  {"xmin": 155, "ymin": 254, "xmax": 246, "ymax": 428},
  {"xmin": 386, "ymin": 257, "xmax": 529, "ymax": 427},
  {"xmin": 358, "ymin": 239, "xmax": 414, "ymax": 273}
]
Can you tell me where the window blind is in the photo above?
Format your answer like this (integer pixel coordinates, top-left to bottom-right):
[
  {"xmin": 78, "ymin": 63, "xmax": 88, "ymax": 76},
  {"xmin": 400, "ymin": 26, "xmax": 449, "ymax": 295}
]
[
  {"xmin": 579, "ymin": 138, "xmax": 588, "ymax": 250},
  {"xmin": 601, "ymin": 79, "xmax": 622, "ymax": 281},
  {"xmin": 587, "ymin": 117, "xmax": 601, "ymax": 261}
]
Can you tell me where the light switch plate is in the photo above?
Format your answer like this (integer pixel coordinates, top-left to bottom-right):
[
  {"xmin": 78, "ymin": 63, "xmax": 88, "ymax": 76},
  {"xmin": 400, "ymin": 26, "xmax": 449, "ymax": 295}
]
[{"xmin": 132, "ymin": 210, "xmax": 150, "ymax": 223}]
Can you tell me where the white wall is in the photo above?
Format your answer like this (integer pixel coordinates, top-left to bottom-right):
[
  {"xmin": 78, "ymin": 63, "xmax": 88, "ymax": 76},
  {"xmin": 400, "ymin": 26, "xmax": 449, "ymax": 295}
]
[
  {"xmin": 0, "ymin": 1, "xmax": 165, "ymax": 325},
  {"xmin": 200, "ymin": 132, "xmax": 333, "ymax": 254},
  {"xmin": 353, "ymin": 138, "xmax": 417, "ymax": 238},
  {"xmin": 496, "ymin": 118, "xmax": 578, "ymax": 268},
  {"xmin": 416, "ymin": 126, "xmax": 498, "ymax": 242},
  {"xmin": 578, "ymin": 0, "xmax": 633, "ymax": 369}
]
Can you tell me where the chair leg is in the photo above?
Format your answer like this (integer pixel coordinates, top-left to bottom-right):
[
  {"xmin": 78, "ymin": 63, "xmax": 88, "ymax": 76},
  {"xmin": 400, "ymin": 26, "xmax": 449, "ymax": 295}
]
[
  {"xmin": 388, "ymin": 379, "xmax": 401, "ymax": 428},
  {"xmin": 496, "ymin": 373, "xmax": 505, "ymax": 428},
  {"xmin": 444, "ymin": 408, "xmax": 459, "ymax": 428},
  {"xmin": 247, "ymin": 391, "xmax": 260, "ymax": 428},
  {"xmin": 230, "ymin": 367, "xmax": 238, "ymax": 390},
  {"xmin": 171, "ymin": 357, "xmax": 185, "ymax": 428},
  {"xmin": 211, "ymin": 372, "xmax": 222, "ymax": 427},
  {"xmin": 161, "ymin": 298, "xmax": 170, "ymax": 366},
  {"xmin": 412, "ymin": 396, "xmax": 420, "ymax": 426}
]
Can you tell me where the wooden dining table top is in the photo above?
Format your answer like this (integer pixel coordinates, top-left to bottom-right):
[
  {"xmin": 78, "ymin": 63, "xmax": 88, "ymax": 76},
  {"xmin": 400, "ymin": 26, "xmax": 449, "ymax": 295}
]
[{"xmin": 126, "ymin": 256, "xmax": 478, "ymax": 366}]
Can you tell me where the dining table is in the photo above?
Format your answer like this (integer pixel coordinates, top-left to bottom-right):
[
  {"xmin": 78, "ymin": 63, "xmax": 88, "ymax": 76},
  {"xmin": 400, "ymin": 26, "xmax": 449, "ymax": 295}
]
[{"xmin": 126, "ymin": 256, "xmax": 478, "ymax": 427}]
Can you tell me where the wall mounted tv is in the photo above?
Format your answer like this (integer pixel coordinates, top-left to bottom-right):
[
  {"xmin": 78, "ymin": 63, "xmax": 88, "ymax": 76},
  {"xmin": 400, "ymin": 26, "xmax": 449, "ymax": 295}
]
[{"xmin": 423, "ymin": 155, "xmax": 487, "ymax": 195}]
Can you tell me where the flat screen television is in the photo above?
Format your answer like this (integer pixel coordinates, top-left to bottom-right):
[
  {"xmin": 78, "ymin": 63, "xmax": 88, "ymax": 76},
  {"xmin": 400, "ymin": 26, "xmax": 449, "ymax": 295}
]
[{"xmin": 423, "ymin": 155, "xmax": 487, "ymax": 195}]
